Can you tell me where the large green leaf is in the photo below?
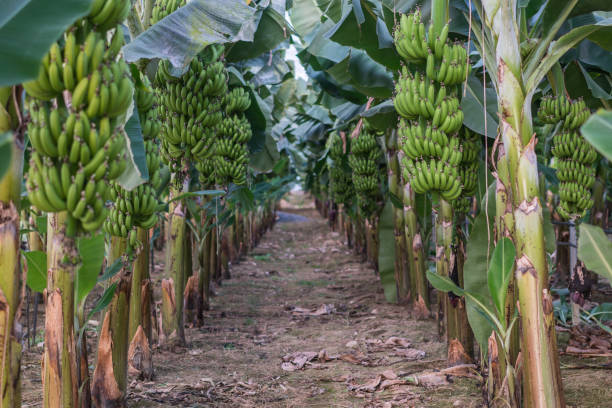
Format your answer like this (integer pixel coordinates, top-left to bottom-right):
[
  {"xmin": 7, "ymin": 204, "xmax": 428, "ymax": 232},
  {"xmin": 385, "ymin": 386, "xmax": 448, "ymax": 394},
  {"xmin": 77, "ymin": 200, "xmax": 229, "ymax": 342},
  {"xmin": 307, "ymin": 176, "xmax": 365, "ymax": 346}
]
[
  {"xmin": 0, "ymin": 0, "xmax": 91, "ymax": 86},
  {"xmin": 226, "ymin": 4, "xmax": 290, "ymax": 62},
  {"xmin": 250, "ymin": 51, "xmax": 292, "ymax": 87},
  {"xmin": 564, "ymin": 60, "xmax": 603, "ymax": 109},
  {"xmin": 326, "ymin": 50, "xmax": 394, "ymax": 98},
  {"xmin": 87, "ymin": 282, "xmax": 117, "ymax": 320},
  {"xmin": 577, "ymin": 61, "xmax": 611, "ymax": 100},
  {"xmin": 326, "ymin": 0, "xmax": 400, "ymax": 71},
  {"xmin": 526, "ymin": 17, "xmax": 612, "ymax": 93},
  {"xmin": 289, "ymin": 0, "xmax": 323, "ymax": 39},
  {"xmin": 250, "ymin": 132, "xmax": 280, "ymax": 172},
  {"xmin": 580, "ymin": 109, "xmax": 612, "ymax": 161},
  {"xmin": 76, "ymin": 233, "xmax": 105, "ymax": 303},
  {"xmin": 463, "ymin": 184, "xmax": 496, "ymax": 351},
  {"xmin": 0, "ymin": 132, "xmax": 12, "ymax": 181},
  {"xmin": 487, "ymin": 237, "xmax": 516, "ymax": 321},
  {"xmin": 578, "ymin": 223, "xmax": 612, "ymax": 283},
  {"xmin": 566, "ymin": 13, "xmax": 612, "ymax": 51},
  {"xmin": 538, "ymin": 0, "xmax": 612, "ymax": 36},
  {"xmin": 116, "ymin": 99, "xmax": 148, "ymax": 191},
  {"xmin": 461, "ymin": 75, "xmax": 498, "ymax": 138},
  {"xmin": 24, "ymin": 250, "xmax": 46, "ymax": 293},
  {"xmin": 542, "ymin": 205, "xmax": 557, "ymax": 255},
  {"xmin": 378, "ymin": 200, "xmax": 397, "ymax": 303},
  {"xmin": 123, "ymin": 0, "xmax": 256, "ymax": 68},
  {"xmin": 427, "ymin": 271, "xmax": 465, "ymax": 297},
  {"xmin": 360, "ymin": 100, "xmax": 397, "ymax": 131}
]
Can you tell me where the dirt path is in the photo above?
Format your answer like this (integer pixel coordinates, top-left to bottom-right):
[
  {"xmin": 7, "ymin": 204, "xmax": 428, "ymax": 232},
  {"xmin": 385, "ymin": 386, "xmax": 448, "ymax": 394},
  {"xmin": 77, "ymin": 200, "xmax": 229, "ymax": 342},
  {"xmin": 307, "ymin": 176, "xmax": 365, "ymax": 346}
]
[
  {"xmin": 131, "ymin": 209, "xmax": 482, "ymax": 407},
  {"xmin": 20, "ymin": 204, "xmax": 612, "ymax": 407}
]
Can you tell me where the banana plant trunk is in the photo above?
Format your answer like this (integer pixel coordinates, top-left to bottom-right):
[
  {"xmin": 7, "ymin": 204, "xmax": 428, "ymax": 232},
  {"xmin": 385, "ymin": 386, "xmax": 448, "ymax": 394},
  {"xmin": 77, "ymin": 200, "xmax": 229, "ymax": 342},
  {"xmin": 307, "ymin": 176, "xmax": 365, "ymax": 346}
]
[
  {"xmin": 403, "ymin": 181, "xmax": 430, "ymax": 318},
  {"xmin": 386, "ymin": 131, "xmax": 410, "ymax": 302},
  {"xmin": 0, "ymin": 86, "xmax": 24, "ymax": 408},
  {"xmin": 44, "ymin": 212, "xmax": 79, "ymax": 408},
  {"xmin": 435, "ymin": 198, "xmax": 472, "ymax": 364},
  {"xmin": 127, "ymin": 227, "xmax": 154, "ymax": 379},
  {"xmin": 161, "ymin": 176, "xmax": 188, "ymax": 346},
  {"xmin": 92, "ymin": 237, "xmax": 130, "ymax": 408},
  {"xmin": 490, "ymin": 146, "xmax": 520, "ymax": 403},
  {"xmin": 482, "ymin": 1, "xmax": 564, "ymax": 405}
]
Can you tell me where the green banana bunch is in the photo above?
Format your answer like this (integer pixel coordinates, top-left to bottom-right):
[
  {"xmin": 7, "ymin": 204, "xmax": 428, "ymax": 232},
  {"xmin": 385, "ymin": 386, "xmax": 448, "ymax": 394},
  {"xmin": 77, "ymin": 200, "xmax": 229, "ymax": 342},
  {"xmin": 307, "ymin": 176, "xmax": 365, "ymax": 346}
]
[
  {"xmin": 349, "ymin": 130, "xmax": 383, "ymax": 217},
  {"xmin": 104, "ymin": 80, "xmax": 164, "ymax": 245},
  {"xmin": 328, "ymin": 132, "xmax": 354, "ymax": 206},
  {"xmin": 88, "ymin": 0, "xmax": 131, "ymax": 32},
  {"xmin": 538, "ymin": 95, "xmax": 598, "ymax": 220},
  {"xmin": 394, "ymin": 11, "xmax": 469, "ymax": 84},
  {"xmin": 212, "ymin": 87, "xmax": 252, "ymax": 186},
  {"xmin": 25, "ymin": 18, "xmax": 131, "ymax": 235},
  {"xmin": 455, "ymin": 128, "xmax": 481, "ymax": 214},
  {"xmin": 152, "ymin": 0, "xmax": 186, "ymax": 24},
  {"xmin": 393, "ymin": 10, "xmax": 470, "ymax": 203},
  {"xmin": 24, "ymin": 26, "xmax": 128, "ymax": 104},
  {"xmin": 156, "ymin": 53, "xmax": 227, "ymax": 173}
]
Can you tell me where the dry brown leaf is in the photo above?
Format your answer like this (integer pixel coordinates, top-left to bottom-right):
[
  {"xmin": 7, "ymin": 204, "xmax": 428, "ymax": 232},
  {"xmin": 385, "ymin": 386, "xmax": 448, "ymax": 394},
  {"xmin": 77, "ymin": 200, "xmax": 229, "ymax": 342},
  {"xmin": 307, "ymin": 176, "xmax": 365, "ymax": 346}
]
[
  {"xmin": 356, "ymin": 375, "xmax": 382, "ymax": 392},
  {"xmin": 406, "ymin": 372, "xmax": 450, "ymax": 387},
  {"xmin": 290, "ymin": 304, "xmax": 336, "ymax": 316},
  {"xmin": 380, "ymin": 369, "xmax": 398, "ymax": 380},
  {"xmin": 440, "ymin": 364, "xmax": 478, "ymax": 378},
  {"xmin": 394, "ymin": 348, "xmax": 426, "ymax": 361},
  {"xmin": 379, "ymin": 379, "xmax": 407, "ymax": 390},
  {"xmin": 346, "ymin": 340, "xmax": 358, "ymax": 348},
  {"xmin": 339, "ymin": 351, "xmax": 368, "ymax": 365},
  {"xmin": 385, "ymin": 336, "xmax": 411, "ymax": 348},
  {"xmin": 281, "ymin": 351, "xmax": 318, "ymax": 371},
  {"xmin": 317, "ymin": 349, "xmax": 337, "ymax": 362}
]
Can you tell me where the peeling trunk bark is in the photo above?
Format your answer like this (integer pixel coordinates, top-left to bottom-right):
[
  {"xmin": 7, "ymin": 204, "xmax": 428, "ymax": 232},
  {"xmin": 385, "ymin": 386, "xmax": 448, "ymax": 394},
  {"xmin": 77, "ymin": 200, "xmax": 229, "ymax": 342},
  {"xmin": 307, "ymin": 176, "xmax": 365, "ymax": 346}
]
[
  {"xmin": 0, "ymin": 88, "xmax": 24, "ymax": 408},
  {"xmin": 386, "ymin": 131, "xmax": 410, "ymax": 302},
  {"xmin": 162, "ymin": 181, "xmax": 186, "ymax": 347},
  {"xmin": 481, "ymin": 2, "xmax": 565, "ymax": 404},
  {"xmin": 44, "ymin": 213, "xmax": 78, "ymax": 408},
  {"xmin": 198, "ymin": 228, "xmax": 212, "ymax": 317},
  {"xmin": 183, "ymin": 276, "xmax": 199, "ymax": 327},
  {"xmin": 92, "ymin": 237, "xmax": 130, "ymax": 408},
  {"xmin": 0, "ymin": 203, "xmax": 22, "ymax": 408},
  {"xmin": 435, "ymin": 199, "xmax": 472, "ymax": 364},
  {"xmin": 127, "ymin": 326, "xmax": 153, "ymax": 380},
  {"xmin": 128, "ymin": 228, "xmax": 153, "ymax": 379},
  {"xmin": 403, "ymin": 182, "xmax": 430, "ymax": 318}
]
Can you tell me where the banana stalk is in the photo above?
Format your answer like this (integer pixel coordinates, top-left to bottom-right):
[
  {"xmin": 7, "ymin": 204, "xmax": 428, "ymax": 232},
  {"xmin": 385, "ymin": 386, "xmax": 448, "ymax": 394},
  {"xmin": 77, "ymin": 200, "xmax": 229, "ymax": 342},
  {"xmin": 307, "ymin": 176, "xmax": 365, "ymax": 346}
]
[
  {"xmin": 162, "ymin": 180, "xmax": 187, "ymax": 346},
  {"xmin": 128, "ymin": 227, "xmax": 150, "ymax": 343},
  {"xmin": 198, "ymin": 227, "xmax": 212, "ymax": 315},
  {"xmin": 490, "ymin": 147, "xmax": 520, "ymax": 403},
  {"xmin": 0, "ymin": 86, "xmax": 23, "ymax": 408},
  {"xmin": 44, "ymin": 212, "xmax": 78, "ymax": 408},
  {"xmin": 480, "ymin": 1, "xmax": 564, "ymax": 405},
  {"xmin": 403, "ymin": 181, "xmax": 430, "ymax": 317},
  {"xmin": 435, "ymin": 198, "xmax": 472, "ymax": 364},
  {"xmin": 127, "ymin": 227, "xmax": 153, "ymax": 379},
  {"xmin": 92, "ymin": 236, "xmax": 130, "ymax": 408},
  {"xmin": 385, "ymin": 130, "xmax": 410, "ymax": 301}
]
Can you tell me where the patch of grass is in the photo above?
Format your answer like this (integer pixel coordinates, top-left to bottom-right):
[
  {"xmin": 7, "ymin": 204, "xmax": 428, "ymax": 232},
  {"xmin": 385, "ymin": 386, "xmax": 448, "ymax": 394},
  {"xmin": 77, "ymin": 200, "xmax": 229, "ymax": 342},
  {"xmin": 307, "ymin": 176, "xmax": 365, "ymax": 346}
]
[
  {"xmin": 297, "ymin": 279, "xmax": 330, "ymax": 288},
  {"xmin": 244, "ymin": 318, "xmax": 255, "ymax": 326},
  {"xmin": 247, "ymin": 295, "xmax": 259, "ymax": 307},
  {"xmin": 253, "ymin": 253, "xmax": 271, "ymax": 261},
  {"xmin": 286, "ymin": 267, "xmax": 296, "ymax": 274},
  {"xmin": 223, "ymin": 342, "xmax": 236, "ymax": 350}
]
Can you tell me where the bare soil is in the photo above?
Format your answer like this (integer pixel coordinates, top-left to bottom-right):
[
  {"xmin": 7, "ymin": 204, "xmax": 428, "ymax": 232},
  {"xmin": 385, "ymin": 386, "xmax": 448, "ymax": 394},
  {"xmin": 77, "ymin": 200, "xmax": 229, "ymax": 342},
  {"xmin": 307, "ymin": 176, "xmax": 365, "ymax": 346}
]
[{"xmin": 19, "ymin": 197, "xmax": 612, "ymax": 407}]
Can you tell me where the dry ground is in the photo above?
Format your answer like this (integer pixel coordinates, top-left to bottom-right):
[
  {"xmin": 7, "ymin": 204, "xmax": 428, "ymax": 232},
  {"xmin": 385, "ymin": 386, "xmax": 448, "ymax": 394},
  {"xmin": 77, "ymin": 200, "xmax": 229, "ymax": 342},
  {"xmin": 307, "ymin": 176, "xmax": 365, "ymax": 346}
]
[{"xmin": 20, "ymin": 197, "xmax": 612, "ymax": 407}]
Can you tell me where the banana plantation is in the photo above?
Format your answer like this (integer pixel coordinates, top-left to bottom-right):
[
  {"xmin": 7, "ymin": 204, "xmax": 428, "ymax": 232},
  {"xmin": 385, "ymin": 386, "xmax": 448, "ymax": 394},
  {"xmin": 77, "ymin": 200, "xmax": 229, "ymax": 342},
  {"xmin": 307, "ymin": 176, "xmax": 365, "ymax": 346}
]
[{"xmin": 1, "ymin": 0, "xmax": 612, "ymax": 407}]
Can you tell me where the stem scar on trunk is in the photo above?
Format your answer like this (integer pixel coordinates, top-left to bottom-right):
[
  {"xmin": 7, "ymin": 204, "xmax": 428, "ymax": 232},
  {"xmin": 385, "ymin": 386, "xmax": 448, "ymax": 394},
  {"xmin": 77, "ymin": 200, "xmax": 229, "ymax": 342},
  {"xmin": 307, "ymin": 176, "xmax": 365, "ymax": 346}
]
[{"xmin": 516, "ymin": 255, "xmax": 537, "ymax": 278}]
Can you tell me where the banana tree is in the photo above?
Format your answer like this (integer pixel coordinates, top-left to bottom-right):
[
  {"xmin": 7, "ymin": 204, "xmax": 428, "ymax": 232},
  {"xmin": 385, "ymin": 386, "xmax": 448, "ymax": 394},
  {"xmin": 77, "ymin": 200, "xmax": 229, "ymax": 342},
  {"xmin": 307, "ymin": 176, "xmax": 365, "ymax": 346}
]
[{"xmin": 469, "ymin": 0, "xmax": 612, "ymax": 405}]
